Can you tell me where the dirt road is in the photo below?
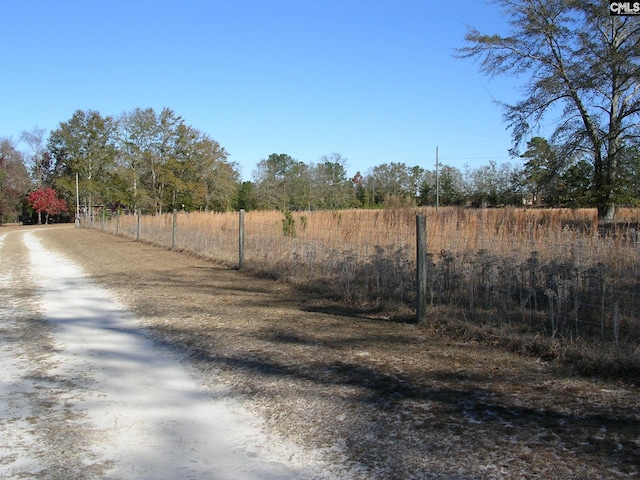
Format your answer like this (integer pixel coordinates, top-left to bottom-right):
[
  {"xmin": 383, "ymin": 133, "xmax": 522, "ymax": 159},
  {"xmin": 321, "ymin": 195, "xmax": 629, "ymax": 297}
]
[{"xmin": 0, "ymin": 227, "xmax": 338, "ymax": 479}]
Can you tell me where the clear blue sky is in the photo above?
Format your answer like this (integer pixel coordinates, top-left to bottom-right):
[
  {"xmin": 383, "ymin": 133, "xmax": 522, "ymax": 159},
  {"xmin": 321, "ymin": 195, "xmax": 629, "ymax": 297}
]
[{"xmin": 1, "ymin": 0, "xmax": 523, "ymax": 181}]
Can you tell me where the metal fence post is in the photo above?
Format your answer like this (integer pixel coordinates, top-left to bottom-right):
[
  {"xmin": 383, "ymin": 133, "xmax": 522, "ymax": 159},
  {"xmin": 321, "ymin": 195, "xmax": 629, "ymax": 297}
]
[
  {"xmin": 136, "ymin": 210, "xmax": 141, "ymax": 241},
  {"xmin": 416, "ymin": 215, "xmax": 427, "ymax": 324},
  {"xmin": 172, "ymin": 208, "xmax": 178, "ymax": 249},
  {"xmin": 238, "ymin": 209, "xmax": 245, "ymax": 269}
]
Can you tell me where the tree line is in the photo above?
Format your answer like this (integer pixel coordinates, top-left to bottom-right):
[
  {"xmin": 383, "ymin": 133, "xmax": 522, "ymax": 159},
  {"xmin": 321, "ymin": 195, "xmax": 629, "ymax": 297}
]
[{"xmin": 2, "ymin": 106, "xmax": 638, "ymax": 225}]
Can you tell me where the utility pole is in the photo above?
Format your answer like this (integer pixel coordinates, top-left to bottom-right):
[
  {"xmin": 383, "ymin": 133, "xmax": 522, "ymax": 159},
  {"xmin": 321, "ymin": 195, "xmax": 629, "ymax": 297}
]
[
  {"xmin": 75, "ymin": 173, "xmax": 80, "ymax": 227},
  {"xmin": 435, "ymin": 146, "xmax": 440, "ymax": 212}
]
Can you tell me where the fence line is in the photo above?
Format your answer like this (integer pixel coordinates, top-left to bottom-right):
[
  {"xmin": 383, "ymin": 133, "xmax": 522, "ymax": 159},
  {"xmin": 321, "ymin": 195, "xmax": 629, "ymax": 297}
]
[{"xmin": 82, "ymin": 207, "xmax": 640, "ymax": 347}]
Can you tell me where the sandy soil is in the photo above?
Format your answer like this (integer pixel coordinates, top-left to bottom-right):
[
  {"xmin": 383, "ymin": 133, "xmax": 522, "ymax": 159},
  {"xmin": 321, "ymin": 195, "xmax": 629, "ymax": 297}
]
[{"xmin": 2, "ymin": 224, "xmax": 640, "ymax": 479}]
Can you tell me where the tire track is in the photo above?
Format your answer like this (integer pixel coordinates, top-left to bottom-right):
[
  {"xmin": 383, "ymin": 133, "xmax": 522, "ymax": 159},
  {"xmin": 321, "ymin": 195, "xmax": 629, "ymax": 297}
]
[{"xmin": 0, "ymin": 230, "xmax": 110, "ymax": 479}]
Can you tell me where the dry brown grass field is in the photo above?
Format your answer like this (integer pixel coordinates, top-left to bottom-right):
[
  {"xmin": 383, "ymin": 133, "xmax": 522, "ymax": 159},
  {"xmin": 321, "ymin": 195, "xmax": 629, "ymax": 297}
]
[{"xmin": 91, "ymin": 206, "xmax": 640, "ymax": 377}]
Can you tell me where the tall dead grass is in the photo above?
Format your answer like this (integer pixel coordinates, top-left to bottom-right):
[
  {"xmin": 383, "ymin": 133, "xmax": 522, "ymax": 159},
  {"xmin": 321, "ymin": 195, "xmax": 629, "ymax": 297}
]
[{"xmin": 91, "ymin": 206, "xmax": 640, "ymax": 347}]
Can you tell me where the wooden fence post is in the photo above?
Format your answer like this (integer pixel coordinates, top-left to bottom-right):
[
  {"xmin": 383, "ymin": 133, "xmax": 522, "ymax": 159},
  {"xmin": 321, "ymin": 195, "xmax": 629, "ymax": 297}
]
[
  {"xmin": 136, "ymin": 210, "xmax": 141, "ymax": 241},
  {"xmin": 116, "ymin": 210, "xmax": 120, "ymax": 236},
  {"xmin": 416, "ymin": 215, "xmax": 427, "ymax": 324},
  {"xmin": 172, "ymin": 208, "xmax": 178, "ymax": 250},
  {"xmin": 238, "ymin": 209, "xmax": 245, "ymax": 269}
]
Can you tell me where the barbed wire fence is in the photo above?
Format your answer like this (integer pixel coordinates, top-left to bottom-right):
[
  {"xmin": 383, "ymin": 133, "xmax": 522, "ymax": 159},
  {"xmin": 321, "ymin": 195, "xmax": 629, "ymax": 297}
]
[{"xmin": 84, "ymin": 208, "xmax": 640, "ymax": 348}]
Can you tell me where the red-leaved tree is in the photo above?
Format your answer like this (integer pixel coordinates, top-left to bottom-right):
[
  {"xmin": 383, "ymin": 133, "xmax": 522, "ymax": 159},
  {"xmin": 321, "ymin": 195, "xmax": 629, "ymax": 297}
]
[{"xmin": 27, "ymin": 187, "xmax": 68, "ymax": 224}]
